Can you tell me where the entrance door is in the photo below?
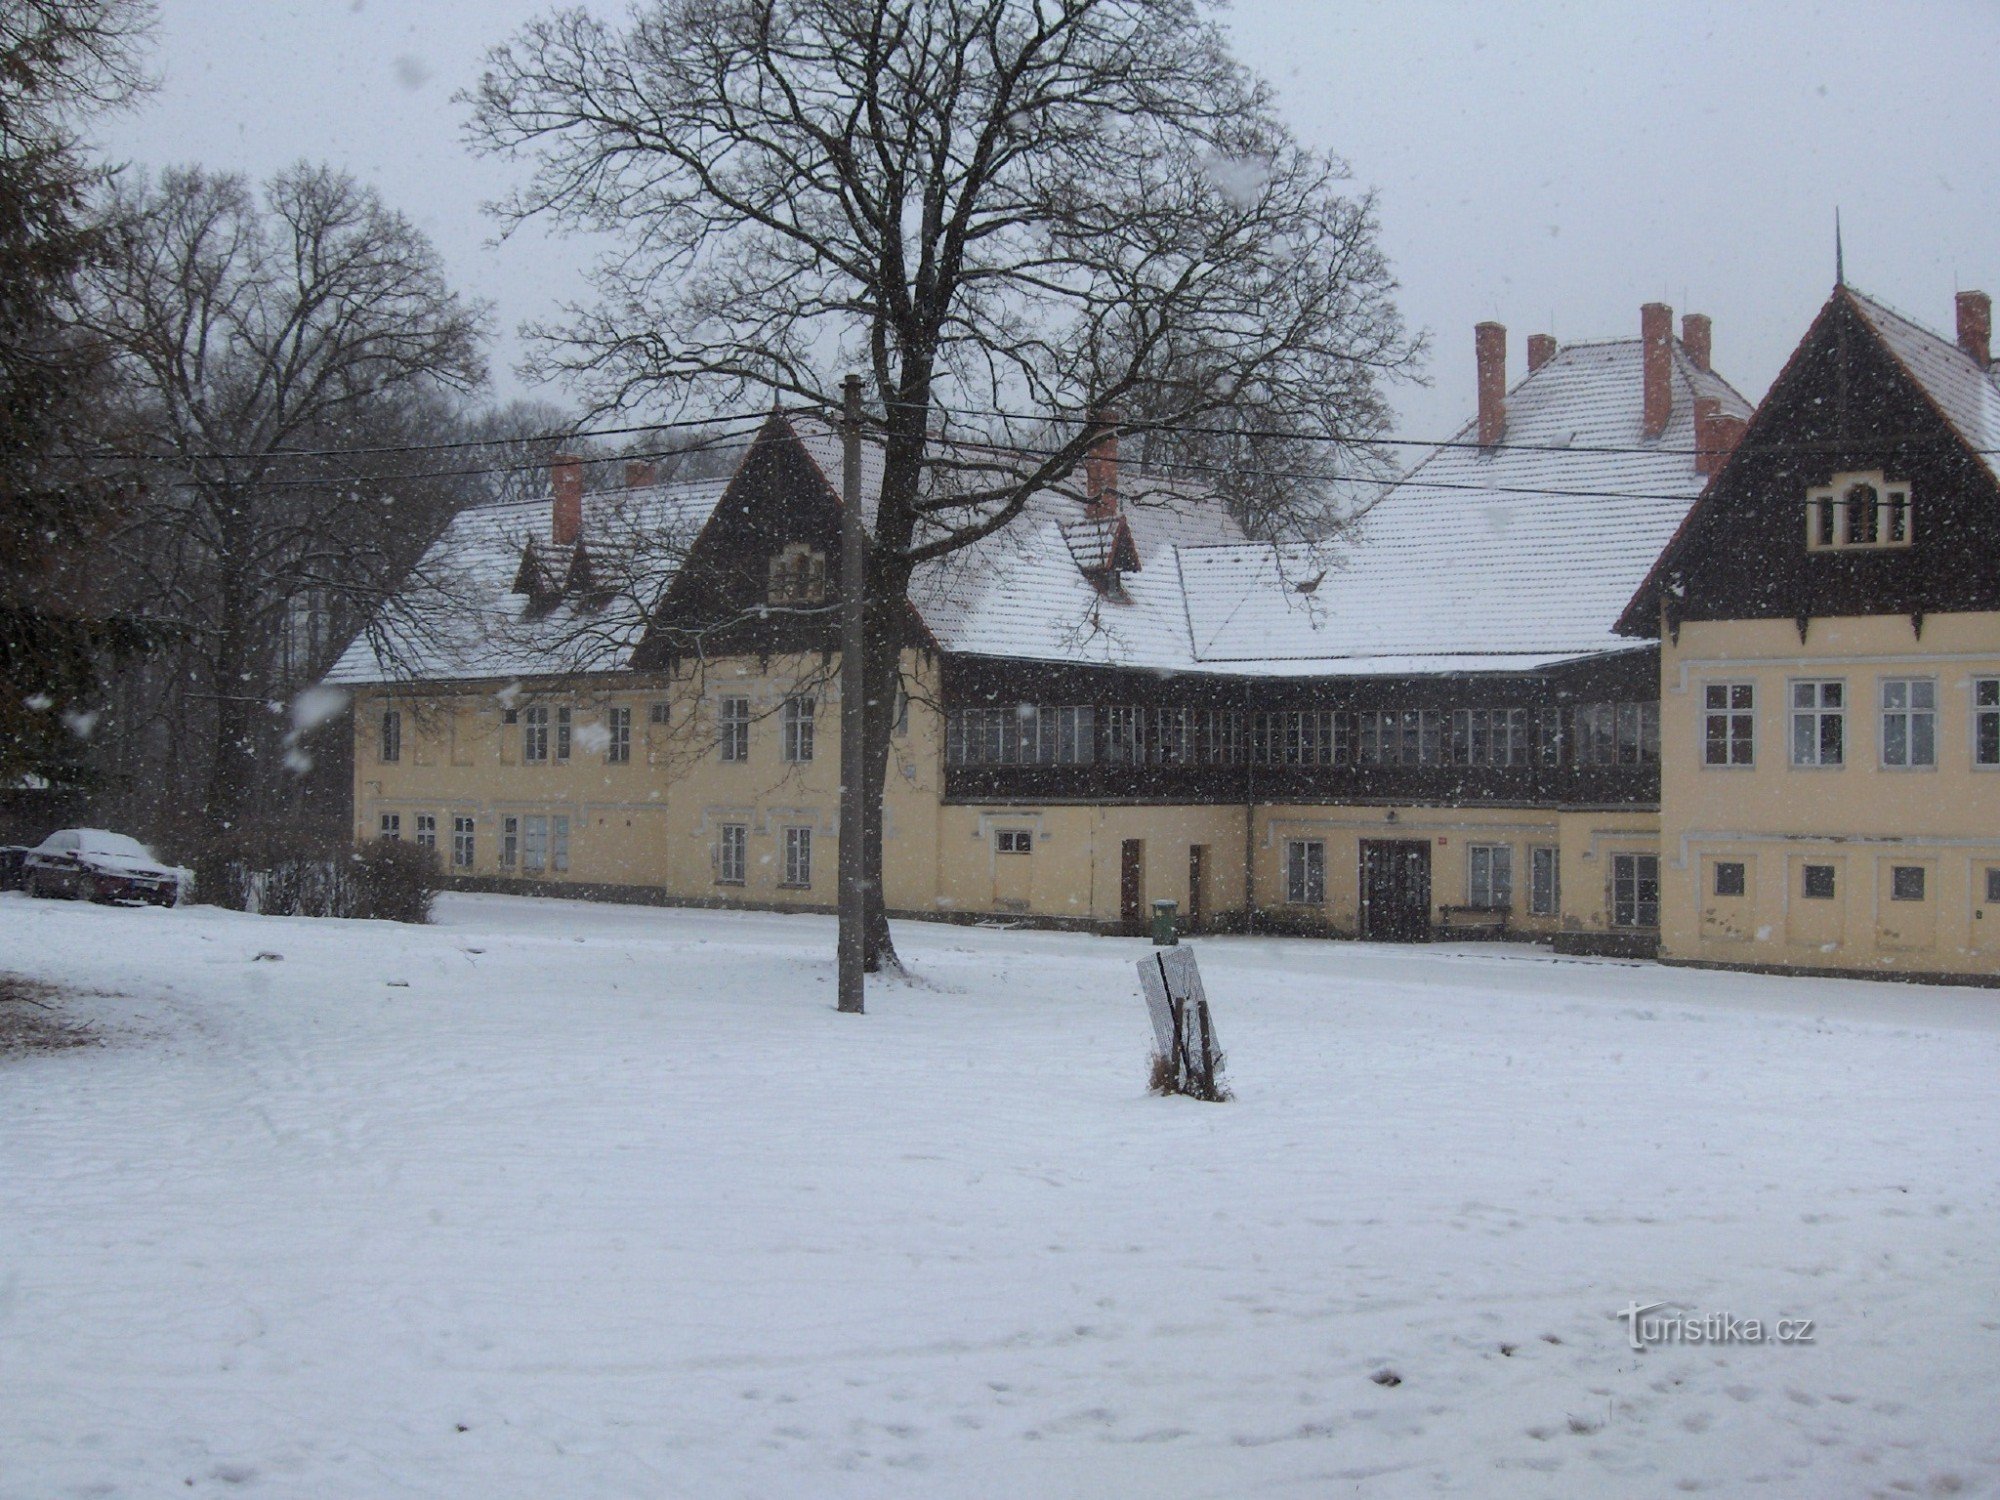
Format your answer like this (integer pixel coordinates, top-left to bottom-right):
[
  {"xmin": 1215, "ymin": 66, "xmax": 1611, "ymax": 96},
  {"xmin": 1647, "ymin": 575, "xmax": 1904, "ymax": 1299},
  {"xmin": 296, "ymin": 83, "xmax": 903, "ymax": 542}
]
[
  {"xmin": 1187, "ymin": 845, "xmax": 1207, "ymax": 933},
  {"xmin": 1120, "ymin": 839, "xmax": 1145, "ymax": 934},
  {"xmin": 992, "ymin": 827, "xmax": 1033, "ymax": 912},
  {"xmin": 1360, "ymin": 839, "xmax": 1432, "ymax": 941}
]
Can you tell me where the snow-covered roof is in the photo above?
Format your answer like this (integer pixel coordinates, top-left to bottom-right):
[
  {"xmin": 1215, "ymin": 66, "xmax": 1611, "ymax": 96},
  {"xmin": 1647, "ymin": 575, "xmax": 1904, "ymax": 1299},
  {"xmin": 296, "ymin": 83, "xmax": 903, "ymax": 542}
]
[
  {"xmin": 920, "ymin": 335, "xmax": 1744, "ymax": 676},
  {"xmin": 325, "ymin": 475, "xmax": 729, "ymax": 686},
  {"xmin": 1845, "ymin": 287, "xmax": 2000, "ymax": 483}
]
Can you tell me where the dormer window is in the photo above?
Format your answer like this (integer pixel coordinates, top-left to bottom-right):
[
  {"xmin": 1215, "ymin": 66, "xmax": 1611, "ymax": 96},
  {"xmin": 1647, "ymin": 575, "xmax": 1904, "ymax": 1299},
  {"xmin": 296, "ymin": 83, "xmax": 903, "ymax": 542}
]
[
  {"xmin": 768, "ymin": 543, "xmax": 827, "ymax": 604},
  {"xmin": 1806, "ymin": 471, "xmax": 1912, "ymax": 551}
]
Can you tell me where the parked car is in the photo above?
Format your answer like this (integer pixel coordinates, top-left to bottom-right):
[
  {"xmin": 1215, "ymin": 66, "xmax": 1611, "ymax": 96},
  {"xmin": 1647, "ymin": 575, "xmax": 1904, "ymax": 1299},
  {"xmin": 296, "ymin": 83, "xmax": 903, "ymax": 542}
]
[{"xmin": 23, "ymin": 829, "xmax": 191, "ymax": 906}]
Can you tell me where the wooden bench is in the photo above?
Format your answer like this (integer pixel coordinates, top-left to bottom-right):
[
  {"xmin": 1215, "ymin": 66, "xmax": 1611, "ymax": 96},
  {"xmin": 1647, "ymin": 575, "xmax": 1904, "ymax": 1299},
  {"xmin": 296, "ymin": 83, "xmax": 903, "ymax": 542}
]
[{"xmin": 1435, "ymin": 904, "xmax": 1510, "ymax": 938}]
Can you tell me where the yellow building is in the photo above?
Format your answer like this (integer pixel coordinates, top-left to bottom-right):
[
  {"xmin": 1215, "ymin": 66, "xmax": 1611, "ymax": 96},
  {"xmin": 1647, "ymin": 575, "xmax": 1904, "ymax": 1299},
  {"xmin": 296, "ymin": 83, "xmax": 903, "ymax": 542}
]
[
  {"xmin": 1623, "ymin": 285, "xmax": 2000, "ymax": 982},
  {"xmin": 333, "ymin": 306, "xmax": 1765, "ymax": 955}
]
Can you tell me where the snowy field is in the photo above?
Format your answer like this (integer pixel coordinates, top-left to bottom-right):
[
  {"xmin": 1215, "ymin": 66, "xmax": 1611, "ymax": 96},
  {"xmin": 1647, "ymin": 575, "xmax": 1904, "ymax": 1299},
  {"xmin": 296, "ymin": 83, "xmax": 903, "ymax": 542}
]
[{"xmin": 3, "ymin": 891, "xmax": 1997, "ymax": 1499}]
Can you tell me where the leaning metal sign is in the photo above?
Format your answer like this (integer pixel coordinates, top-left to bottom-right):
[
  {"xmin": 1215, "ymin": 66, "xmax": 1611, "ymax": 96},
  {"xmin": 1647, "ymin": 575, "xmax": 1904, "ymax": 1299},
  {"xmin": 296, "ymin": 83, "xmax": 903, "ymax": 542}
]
[{"xmin": 1137, "ymin": 947, "xmax": 1227, "ymax": 1101}]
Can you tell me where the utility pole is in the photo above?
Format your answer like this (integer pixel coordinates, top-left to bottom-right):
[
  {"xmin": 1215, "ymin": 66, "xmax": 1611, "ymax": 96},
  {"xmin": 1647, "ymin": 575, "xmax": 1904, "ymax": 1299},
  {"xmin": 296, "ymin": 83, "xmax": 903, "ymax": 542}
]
[{"xmin": 837, "ymin": 373, "xmax": 866, "ymax": 1014}]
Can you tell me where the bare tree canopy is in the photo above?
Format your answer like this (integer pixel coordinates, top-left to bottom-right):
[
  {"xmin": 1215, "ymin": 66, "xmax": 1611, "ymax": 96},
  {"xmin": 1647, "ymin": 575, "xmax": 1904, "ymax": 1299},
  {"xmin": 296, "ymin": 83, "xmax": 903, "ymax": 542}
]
[
  {"xmin": 74, "ymin": 161, "xmax": 489, "ymax": 838},
  {"xmin": 470, "ymin": 0, "xmax": 1419, "ymax": 969}
]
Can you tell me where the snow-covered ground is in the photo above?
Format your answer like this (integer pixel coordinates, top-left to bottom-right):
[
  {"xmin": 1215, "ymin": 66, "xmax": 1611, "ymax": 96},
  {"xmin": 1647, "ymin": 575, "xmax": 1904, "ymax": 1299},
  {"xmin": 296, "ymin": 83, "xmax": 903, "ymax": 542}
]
[{"xmin": 3, "ymin": 891, "xmax": 1997, "ymax": 1499}]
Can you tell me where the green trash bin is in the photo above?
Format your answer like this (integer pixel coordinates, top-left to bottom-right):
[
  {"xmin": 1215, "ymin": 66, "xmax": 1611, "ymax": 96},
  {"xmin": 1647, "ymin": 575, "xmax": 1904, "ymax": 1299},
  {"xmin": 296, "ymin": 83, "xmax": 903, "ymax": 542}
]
[{"xmin": 1151, "ymin": 898, "xmax": 1180, "ymax": 946}]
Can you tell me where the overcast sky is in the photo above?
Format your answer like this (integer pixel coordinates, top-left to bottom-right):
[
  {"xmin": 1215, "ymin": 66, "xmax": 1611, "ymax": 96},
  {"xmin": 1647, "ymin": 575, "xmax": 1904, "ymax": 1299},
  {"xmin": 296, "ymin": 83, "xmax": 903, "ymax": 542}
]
[{"xmin": 98, "ymin": 0, "xmax": 2000, "ymax": 444}]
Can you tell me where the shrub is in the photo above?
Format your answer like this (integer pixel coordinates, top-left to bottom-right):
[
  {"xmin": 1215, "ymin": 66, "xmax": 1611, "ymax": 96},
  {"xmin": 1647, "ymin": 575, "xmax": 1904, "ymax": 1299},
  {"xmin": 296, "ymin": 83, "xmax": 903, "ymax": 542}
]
[{"xmin": 349, "ymin": 837, "xmax": 440, "ymax": 924}]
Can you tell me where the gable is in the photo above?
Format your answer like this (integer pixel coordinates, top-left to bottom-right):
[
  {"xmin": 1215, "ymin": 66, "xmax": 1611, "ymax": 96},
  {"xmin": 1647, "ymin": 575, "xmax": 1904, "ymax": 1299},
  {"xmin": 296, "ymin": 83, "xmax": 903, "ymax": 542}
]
[{"xmin": 1620, "ymin": 290, "xmax": 2000, "ymax": 635}]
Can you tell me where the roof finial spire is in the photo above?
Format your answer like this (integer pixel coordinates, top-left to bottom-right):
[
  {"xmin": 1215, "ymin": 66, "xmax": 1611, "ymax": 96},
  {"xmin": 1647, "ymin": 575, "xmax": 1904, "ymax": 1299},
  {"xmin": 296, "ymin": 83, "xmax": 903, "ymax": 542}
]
[{"xmin": 1835, "ymin": 208, "xmax": 1845, "ymax": 288}]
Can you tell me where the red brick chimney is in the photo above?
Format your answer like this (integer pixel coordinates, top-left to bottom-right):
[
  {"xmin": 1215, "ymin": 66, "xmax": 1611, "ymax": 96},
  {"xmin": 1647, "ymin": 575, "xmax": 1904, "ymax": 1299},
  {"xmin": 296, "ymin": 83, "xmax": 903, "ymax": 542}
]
[
  {"xmin": 1693, "ymin": 396, "xmax": 1748, "ymax": 477},
  {"xmin": 1681, "ymin": 313, "xmax": 1712, "ymax": 373},
  {"xmin": 551, "ymin": 454, "xmax": 584, "ymax": 546},
  {"xmin": 1526, "ymin": 333, "xmax": 1557, "ymax": 373},
  {"xmin": 1641, "ymin": 302, "xmax": 1673, "ymax": 440},
  {"xmin": 624, "ymin": 458, "xmax": 658, "ymax": 490},
  {"xmin": 1957, "ymin": 290, "xmax": 1991, "ymax": 369},
  {"xmin": 1475, "ymin": 322, "xmax": 1507, "ymax": 447},
  {"xmin": 1084, "ymin": 411, "xmax": 1120, "ymax": 521}
]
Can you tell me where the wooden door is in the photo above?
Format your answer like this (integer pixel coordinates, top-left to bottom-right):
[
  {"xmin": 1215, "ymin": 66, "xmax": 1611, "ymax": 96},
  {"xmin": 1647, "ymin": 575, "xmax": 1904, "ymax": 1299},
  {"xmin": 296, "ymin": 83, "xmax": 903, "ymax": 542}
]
[
  {"xmin": 1120, "ymin": 839, "xmax": 1145, "ymax": 934},
  {"xmin": 1361, "ymin": 839, "xmax": 1432, "ymax": 942},
  {"xmin": 1187, "ymin": 845, "xmax": 1207, "ymax": 932}
]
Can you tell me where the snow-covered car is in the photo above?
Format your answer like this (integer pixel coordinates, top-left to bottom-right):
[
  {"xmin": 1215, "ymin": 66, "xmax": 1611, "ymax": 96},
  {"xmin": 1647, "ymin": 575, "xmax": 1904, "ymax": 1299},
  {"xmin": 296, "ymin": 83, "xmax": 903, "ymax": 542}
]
[
  {"xmin": 23, "ymin": 829, "xmax": 191, "ymax": 907},
  {"xmin": 0, "ymin": 845, "xmax": 28, "ymax": 891}
]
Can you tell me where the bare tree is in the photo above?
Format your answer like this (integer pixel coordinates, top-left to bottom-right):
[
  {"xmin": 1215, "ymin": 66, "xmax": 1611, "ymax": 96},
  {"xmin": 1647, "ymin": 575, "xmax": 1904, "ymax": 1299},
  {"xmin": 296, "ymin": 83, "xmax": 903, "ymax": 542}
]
[
  {"xmin": 469, "ymin": 0, "xmax": 1419, "ymax": 971},
  {"xmin": 74, "ymin": 162, "xmax": 488, "ymax": 841}
]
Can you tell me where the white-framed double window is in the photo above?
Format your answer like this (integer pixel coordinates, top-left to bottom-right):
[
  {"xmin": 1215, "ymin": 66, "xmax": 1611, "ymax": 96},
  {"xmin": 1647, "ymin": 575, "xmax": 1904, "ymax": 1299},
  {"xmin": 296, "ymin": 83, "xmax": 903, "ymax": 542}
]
[
  {"xmin": 522, "ymin": 815, "xmax": 548, "ymax": 873},
  {"xmin": 378, "ymin": 812, "xmax": 401, "ymax": 841},
  {"xmin": 413, "ymin": 813, "xmax": 437, "ymax": 851},
  {"xmin": 1789, "ymin": 680, "xmax": 1844, "ymax": 767},
  {"xmin": 1702, "ymin": 682, "xmax": 1754, "ymax": 766},
  {"xmin": 782, "ymin": 826, "xmax": 813, "ymax": 887},
  {"xmin": 1529, "ymin": 847, "xmax": 1559, "ymax": 917},
  {"xmin": 715, "ymin": 823, "xmax": 747, "ymax": 885},
  {"xmin": 1285, "ymin": 839, "xmax": 1325, "ymax": 905},
  {"xmin": 451, "ymin": 815, "xmax": 475, "ymax": 869},
  {"xmin": 1467, "ymin": 844, "xmax": 1512, "ymax": 910},
  {"xmin": 555, "ymin": 706, "xmax": 572, "ymax": 762},
  {"xmin": 605, "ymin": 706, "xmax": 631, "ymax": 764},
  {"xmin": 522, "ymin": 705, "xmax": 550, "ymax": 763},
  {"xmin": 380, "ymin": 709, "xmax": 402, "ymax": 763},
  {"xmin": 781, "ymin": 696, "xmax": 815, "ymax": 763},
  {"xmin": 1805, "ymin": 472, "xmax": 1912, "ymax": 550},
  {"xmin": 1611, "ymin": 853, "xmax": 1659, "ymax": 928},
  {"xmin": 1879, "ymin": 679, "xmax": 1936, "ymax": 769},
  {"xmin": 995, "ymin": 828, "xmax": 1033, "ymax": 855},
  {"xmin": 1974, "ymin": 678, "xmax": 2000, "ymax": 768},
  {"xmin": 718, "ymin": 696, "xmax": 750, "ymax": 762},
  {"xmin": 501, "ymin": 815, "xmax": 518, "ymax": 869}
]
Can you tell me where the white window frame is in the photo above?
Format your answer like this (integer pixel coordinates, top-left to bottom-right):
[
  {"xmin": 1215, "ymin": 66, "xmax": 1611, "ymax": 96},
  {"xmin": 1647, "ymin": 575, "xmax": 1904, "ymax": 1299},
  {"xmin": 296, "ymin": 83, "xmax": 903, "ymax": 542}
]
[
  {"xmin": 501, "ymin": 816, "xmax": 518, "ymax": 869},
  {"xmin": 522, "ymin": 815, "xmax": 549, "ymax": 874},
  {"xmin": 1974, "ymin": 678, "xmax": 2000, "ymax": 769},
  {"xmin": 718, "ymin": 696, "xmax": 750, "ymax": 762},
  {"xmin": 995, "ymin": 828, "xmax": 1033, "ymax": 854},
  {"xmin": 1529, "ymin": 846, "xmax": 1559, "ymax": 917},
  {"xmin": 1889, "ymin": 864, "xmax": 1926, "ymax": 902},
  {"xmin": 522, "ymin": 704, "xmax": 549, "ymax": 763},
  {"xmin": 1789, "ymin": 679, "xmax": 1844, "ymax": 768},
  {"xmin": 1467, "ymin": 843, "xmax": 1512, "ymax": 910},
  {"xmin": 781, "ymin": 696, "xmax": 816, "ymax": 763},
  {"xmin": 1702, "ymin": 682, "xmax": 1755, "ymax": 767},
  {"xmin": 555, "ymin": 706, "xmax": 572, "ymax": 762},
  {"xmin": 413, "ymin": 813, "xmax": 437, "ymax": 851},
  {"xmin": 1611, "ymin": 853, "xmax": 1659, "ymax": 929},
  {"xmin": 380, "ymin": 708, "xmax": 402, "ymax": 763},
  {"xmin": 378, "ymin": 812, "xmax": 401, "ymax": 841},
  {"xmin": 1879, "ymin": 678, "xmax": 1936, "ymax": 770},
  {"xmin": 1804, "ymin": 470, "xmax": 1912, "ymax": 551},
  {"xmin": 605, "ymin": 706, "xmax": 631, "ymax": 764},
  {"xmin": 1284, "ymin": 839, "xmax": 1325, "ymax": 905},
  {"xmin": 781, "ymin": 826, "xmax": 813, "ymax": 888},
  {"xmin": 451, "ymin": 815, "xmax": 475, "ymax": 869},
  {"xmin": 716, "ymin": 823, "xmax": 747, "ymax": 885},
  {"xmin": 551, "ymin": 815, "xmax": 570, "ymax": 873}
]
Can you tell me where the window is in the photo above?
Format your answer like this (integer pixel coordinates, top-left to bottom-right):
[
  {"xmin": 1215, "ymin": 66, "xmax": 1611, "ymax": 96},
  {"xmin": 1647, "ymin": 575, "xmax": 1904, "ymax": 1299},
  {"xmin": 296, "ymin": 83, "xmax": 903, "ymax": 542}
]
[
  {"xmin": 452, "ymin": 816, "xmax": 475, "ymax": 869},
  {"xmin": 893, "ymin": 686, "xmax": 910, "ymax": 737},
  {"xmin": 1713, "ymin": 861, "xmax": 1747, "ymax": 897},
  {"xmin": 1879, "ymin": 679, "xmax": 1936, "ymax": 768},
  {"xmin": 1536, "ymin": 707, "xmax": 1565, "ymax": 767},
  {"xmin": 1572, "ymin": 702, "xmax": 1658, "ymax": 766},
  {"xmin": 1890, "ymin": 865, "xmax": 1926, "ymax": 902},
  {"xmin": 1285, "ymin": 839, "xmax": 1325, "ymax": 905},
  {"xmin": 522, "ymin": 705, "xmax": 549, "ymax": 762},
  {"xmin": 606, "ymin": 706, "xmax": 631, "ymax": 764},
  {"xmin": 716, "ymin": 823, "xmax": 747, "ymax": 885},
  {"xmin": 1790, "ymin": 680, "xmax": 1844, "ymax": 766},
  {"xmin": 414, "ymin": 813, "xmax": 437, "ymax": 851},
  {"xmin": 996, "ymin": 828, "xmax": 1033, "ymax": 854},
  {"xmin": 1449, "ymin": 708, "xmax": 1528, "ymax": 767},
  {"xmin": 1529, "ymin": 847, "xmax": 1559, "ymax": 917},
  {"xmin": 718, "ymin": 696, "xmax": 750, "ymax": 762},
  {"xmin": 942, "ymin": 705, "xmax": 1096, "ymax": 766},
  {"xmin": 1362, "ymin": 709, "xmax": 1443, "ymax": 767},
  {"xmin": 1805, "ymin": 471, "xmax": 1913, "ymax": 550},
  {"xmin": 1611, "ymin": 853, "xmax": 1659, "ymax": 928},
  {"xmin": 1801, "ymin": 863, "xmax": 1836, "ymax": 900},
  {"xmin": 1977, "ymin": 679, "xmax": 2000, "ymax": 767},
  {"xmin": 782, "ymin": 696, "xmax": 815, "ymax": 763},
  {"xmin": 555, "ymin": 706, "xmax": 572, "ymax": 761},
  {"xmin": 767, "ymin": 543, "xmax": 827, "ymax": 604},
  {"xmin": 378, "ymin": 812, "xmax": 401, "ymax": 841},
  {"xmin": 501, "ymin": 816, "xmax": 518, "ymax": 869},
  {"xmin": 1468, "ymin": 844, "xmax": 1512, "ymax": 910},
  {"xmin": 380, "ymin": 709, "xmax": 402, "ymax": 763},
  {"xmin": 1151, "ymin": 707, "xmax": 1194, "ymax": 765},
  {"xmin": 1987, "ymin": 867, "xmax": 2000, "ymax": 905},
  {"xmin": 649, "ymin": 701, "xmax": 671, "ymax": 725},
  {"xmin": 522, "ymin": 815, "xmax": 548, "ymax": 874},
  {"xmin": 1103, "ymin": 706, "xmax": 1144, "ymax": 764},
  {"xmin": 1703, "ymin": 683, "xmax": 1754, "ymax": 766},
  {"xmin": 782, "ymin": 826, "xmax": 812, "ymax": 887},
  {"xmin": 551, "ymin": 815, "xmax": 570, "ymax": 873}
]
